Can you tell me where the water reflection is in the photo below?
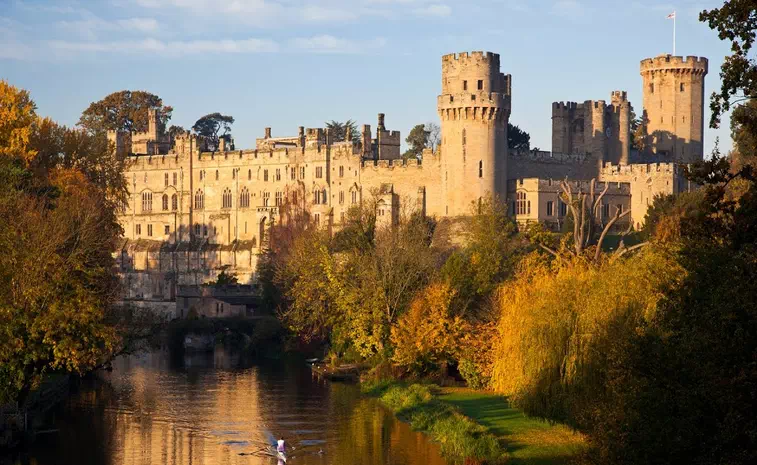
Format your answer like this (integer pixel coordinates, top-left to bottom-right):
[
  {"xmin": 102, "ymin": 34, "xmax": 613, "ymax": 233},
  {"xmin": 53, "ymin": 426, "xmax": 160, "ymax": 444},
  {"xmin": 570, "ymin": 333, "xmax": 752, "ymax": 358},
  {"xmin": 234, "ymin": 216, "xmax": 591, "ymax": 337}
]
[{"xmin": 11, "ymin": 347, "xmax": 446, "ymax": 465}]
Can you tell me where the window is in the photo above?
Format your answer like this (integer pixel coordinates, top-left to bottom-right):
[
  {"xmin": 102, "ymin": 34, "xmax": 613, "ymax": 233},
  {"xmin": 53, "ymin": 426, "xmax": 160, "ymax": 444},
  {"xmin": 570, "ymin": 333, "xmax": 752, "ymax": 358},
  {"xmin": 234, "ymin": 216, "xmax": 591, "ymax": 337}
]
[
  {"xmin": 602, "ymin": 203, "xmax": 610, "ymax": 220},
  {"xmin": 162, "ymin": 194, "xmax": 169, "ymax": 211},
  {"xmin": 199, "ymin": 170, "xmax": 204, "ymax": 181},
  {"xmin": 314, "ymin": 189, "xmax": 321, "ymax": 205},
  {"xmin": 300, "ymin": 167, "xmax": 305, "ymax": 179},
  {"xmin": 275, "ymin": 169, "xmax": 281, "ymax": 181},
  {"xmin": 173, "ymin": 172, "xmax": 177, "ymax": 186},
  {"xmin": 240, "ymin": 188, "xmax": 250, "ymax": 208},
  {"xmin": 316, "ymin": 167, "xmax": 323, "ymax": 179},
  {"xmin": 462, "ymin": 129, "xmax": 466, "ymax": 146},
  {"xmin": 194, "ymin": 190, "xmax": 204, "ymax": 210},
  {"xmin": 275, "ymin": 191, "xmax": 283, "ymax": 206},
  {"xmin": 263, "ymin": 191, "xmax": 270, "ymax": 207},
  {"xmin": 264, "ymin": 170, "xmax": 269, "ymax": 182},
  {"xmin": 478, "ymin": 160, "xmax": 483, "ymax": 178},
  {"xmin": 339, "ymin": 166, "xmax": 344, "ymax": 178},
  {"xmin": 680, "ymin": 83, "xmax": 685, "ymax": 92},
  {"xmin": 314, "ymin": 213, "xmax": 320, "ymax": 225},
  {"xmin": 292, "ymin": 191, "xmax": 298, "ymax": 205},
  {"xmin": 547, "ymin": 201, "xmax": 554, "ymax": 216},
  {"xmin": 136, "ymin": 224, "xmax": 142, "ymax": 235},
  {"xmin": 291, "ymin": 167, "xmax": 296, "ymax": 180},
  {"xmin": 164, "ymin": 173, "xmax": 169, "ymax": 187},
  {"xmin": 248, "ymin": 169, "xmax": 252, "ymax": 180},
  {"xmin": 516, "ymin": 191, "xmax": 529, "ymax": 215},
  {"xmin": 215, "ymin": 170, "xmax": 219, "ymax": 180},
  {"xmin": 351, "ymin": 190, "xmax": 357, "ymax": 204},
  {"xmin": 339, "ymin": 191, "xmax": 344, "ymax": 204},
  {"xmin": 463, "ymin": 80, "xmax": 467, "ymax": 91},
  {"xmin": 232, "ymin": 169, "xmax": 236, "ymax": 179},
  {"xmin": 222, "ymin": 188, "xmax": 232, "ymax": 209},
  {"xmin": 172, "ymin": 194, "xmax": 178, "ymax": 211},
  {"xmin": 194, "ymin": 224, "xmax": 200, "ymax": 236},
  {"xmin": 477, "ymin": 80, "xmax": 483, "ymax": 90},
  {"xmin": 164, "ymin": 225, "xmax": 170, "ymax": 235},
  {"xmin": 203, "ymin": 225, "xmax": 208, "ymax": 236},
  {"xmin": 142, "ymin": 191, "xmax": 153, "ymax": 212},
  {"xmin": 650, "ymin": 83, "xmax": 654, "ymax": 94},
  {"xmin": 147, "ymin": 224, "xmax": 153, "ymax": 237},
  {"xmin": 559, "ymin": 200, "xmax": 567, "ymax": 217}
]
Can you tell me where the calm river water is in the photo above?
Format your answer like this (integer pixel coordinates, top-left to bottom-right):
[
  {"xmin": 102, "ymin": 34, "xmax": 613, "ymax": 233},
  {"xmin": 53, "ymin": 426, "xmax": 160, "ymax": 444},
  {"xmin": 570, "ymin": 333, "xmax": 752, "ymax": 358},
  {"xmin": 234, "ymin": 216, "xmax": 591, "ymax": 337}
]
[{"xmin": 10, "ymin": 347, "xmax": 446, "ymax": 465}]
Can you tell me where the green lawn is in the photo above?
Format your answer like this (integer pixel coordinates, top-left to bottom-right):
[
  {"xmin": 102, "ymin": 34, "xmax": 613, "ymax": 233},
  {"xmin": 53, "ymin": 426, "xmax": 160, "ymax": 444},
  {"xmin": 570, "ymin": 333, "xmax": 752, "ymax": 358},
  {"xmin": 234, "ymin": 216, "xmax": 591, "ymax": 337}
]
[{"xmin": 438, "ymin": 389, "xmax": 587, "ymax": 465}]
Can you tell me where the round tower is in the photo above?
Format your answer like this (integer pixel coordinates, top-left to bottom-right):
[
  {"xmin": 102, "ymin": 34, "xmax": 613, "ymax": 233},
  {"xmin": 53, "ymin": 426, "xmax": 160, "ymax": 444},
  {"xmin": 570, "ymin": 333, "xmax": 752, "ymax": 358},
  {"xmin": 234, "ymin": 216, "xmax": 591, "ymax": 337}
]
[
  {"xmin": 640, "ymin": 54, "xmax": 708, "ymax": 163},
  {"xmin": 438, "ymin": 51, "xmax": 511, "ymax": 217}
]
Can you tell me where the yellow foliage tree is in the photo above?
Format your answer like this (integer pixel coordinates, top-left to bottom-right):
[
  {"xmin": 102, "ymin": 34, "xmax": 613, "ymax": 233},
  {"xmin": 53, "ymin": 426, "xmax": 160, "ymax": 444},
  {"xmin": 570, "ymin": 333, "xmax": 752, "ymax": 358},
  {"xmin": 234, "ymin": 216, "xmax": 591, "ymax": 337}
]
[
  {"xmin": 0, "ymin": 80, "xmax": 38, "ymax": 162},
  {"xmin": 391, "ymin": 282, "xmax": 469, "ymax": 375}
]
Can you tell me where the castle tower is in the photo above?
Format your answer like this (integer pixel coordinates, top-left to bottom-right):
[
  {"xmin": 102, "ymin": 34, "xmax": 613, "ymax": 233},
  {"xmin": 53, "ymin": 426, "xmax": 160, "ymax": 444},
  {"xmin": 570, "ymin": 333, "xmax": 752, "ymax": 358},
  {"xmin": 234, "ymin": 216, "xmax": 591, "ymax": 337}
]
[
  {"xmin": 610, "ymin": 91, "xmax": 631, "ymax": 165},
  {"xmin": 438, "ymin": 51, "xmax": 511, "ymax": 216},
  {"xmin": 640, "ymin": 54, "xmax": 708, "ymax": 163},
  {"xmin": 147, "ymin": 107, "xmax": 159, "ymax": 141}
]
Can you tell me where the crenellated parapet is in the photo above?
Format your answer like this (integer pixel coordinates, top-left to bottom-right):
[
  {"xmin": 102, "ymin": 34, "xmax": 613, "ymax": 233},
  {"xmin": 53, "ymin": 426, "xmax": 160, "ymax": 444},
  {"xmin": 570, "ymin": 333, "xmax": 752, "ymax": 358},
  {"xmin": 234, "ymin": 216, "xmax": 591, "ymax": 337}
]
[
  {"xmin": 640, "ymin": 55, "xmax": 708, "ymax": 76},
  {"xmin": 511, "ymin": 150, "xmax": 595, "ymax": 165}
]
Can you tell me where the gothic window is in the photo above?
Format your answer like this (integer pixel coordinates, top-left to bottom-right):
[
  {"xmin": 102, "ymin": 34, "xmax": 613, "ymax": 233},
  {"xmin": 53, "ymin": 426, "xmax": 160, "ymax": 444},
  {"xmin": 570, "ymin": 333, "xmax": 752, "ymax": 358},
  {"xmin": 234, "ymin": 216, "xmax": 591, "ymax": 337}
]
[
  {"xmin": 478, "ymin": 160, "xmax": 483, "ymax": 178},
  {"xmin": 194, "ymin": 190, "xmax": 204, "ymax": 210},
  {"xmin": 147, "ymin": 224, "xmax": 153, "ymax": 237},
  {"xmin": 164, "ymin": 173, "xmax": 169, "ymax": 187},
  {"xmin": 276, "ymin": 169, "xmax": 281, "ymax": 181},
  {"xmin": 351, "ymin": 190, "xmax": 357, "ymax": 205},
  {"xmin": 136, "ymin": 224, "xmax": 142, "ymax": 235},
  {"xmin": 300, "ymin": 167, "xmax": 305, "ymax": 179},
  {"xmin": 264, "ymin": 170, "xmax": 269, "ymax": 182},
  {"xmin": 322, "ymin": 189, "xmax": 327, "ymax": 204},
  {"xmin": 291, "ymin": 167, "xmax": 296, "ymax": 180},
  {"xmin": 275, "ymin": 191, "xmax": 283, "ymax": 206},
  {"xmin": 222, "ymin": 188, "xmax": 232, "ymax": 209},
  {"xmin": 173, "ymin": 172, "xmax": 177, "ymax": 186},
  {"xmin": 142, "ymin": 191, "xmax": 153, "ymax": 212},
  {"xmin": 171, "ymin": 194, "xmax": 178, "ymax": 210},
  {"xmin": 263, "ymin": 191, "xmax": 270, "ymax": 207},
  {"xmin": 316, "ymin": 167, "xmax": 323, "ymax": 179},
  {"xmin": 162, "ymin": 194, "xmax": 169, "ymax": 211},
  {"xmin": 547, "ymin": 201, "xmax": 554, "ymax": 216},
  {"xmin": 313, "ymin": 189, "xmax": 321, "ymax": 205},
  {"xmin": 516, "ymin": 191, "xmax": 529, "ymax": 215},
  {"xmin": 240, "ymin": 187, "xmax": 250, "ymax": 208},
  {"xmin": 194, "ymin": 224, "xmax": 200, "ymax": 236}
]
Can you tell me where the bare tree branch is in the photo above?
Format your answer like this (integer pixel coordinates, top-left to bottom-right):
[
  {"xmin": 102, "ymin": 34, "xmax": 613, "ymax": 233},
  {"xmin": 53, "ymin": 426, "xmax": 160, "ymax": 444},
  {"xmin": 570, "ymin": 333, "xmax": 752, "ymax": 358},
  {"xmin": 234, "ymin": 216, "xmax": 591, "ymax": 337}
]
[{"xmin": 595, "ymin": 209, "xmax": 632, "ymax": 262}]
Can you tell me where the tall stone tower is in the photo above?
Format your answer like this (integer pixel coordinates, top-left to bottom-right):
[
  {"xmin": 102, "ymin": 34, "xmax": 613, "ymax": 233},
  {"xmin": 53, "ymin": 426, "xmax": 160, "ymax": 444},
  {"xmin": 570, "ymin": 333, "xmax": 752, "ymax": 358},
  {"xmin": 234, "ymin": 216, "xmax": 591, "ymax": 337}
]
[
  {"xmin": 640, "ymin": 54, "xmax": 708, "ymax": 163},
  {"xmin": 438, "ymin": 52, "xmax": 511, "ymax": 216}
]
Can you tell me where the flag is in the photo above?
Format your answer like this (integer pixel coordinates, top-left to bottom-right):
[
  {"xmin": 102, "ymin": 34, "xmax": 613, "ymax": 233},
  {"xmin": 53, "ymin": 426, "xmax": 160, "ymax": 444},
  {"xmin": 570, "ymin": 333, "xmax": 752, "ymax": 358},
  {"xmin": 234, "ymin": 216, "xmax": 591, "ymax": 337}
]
[{"xmin": 667, "ymin": 11, "xmax": 676, "ymax": 19}]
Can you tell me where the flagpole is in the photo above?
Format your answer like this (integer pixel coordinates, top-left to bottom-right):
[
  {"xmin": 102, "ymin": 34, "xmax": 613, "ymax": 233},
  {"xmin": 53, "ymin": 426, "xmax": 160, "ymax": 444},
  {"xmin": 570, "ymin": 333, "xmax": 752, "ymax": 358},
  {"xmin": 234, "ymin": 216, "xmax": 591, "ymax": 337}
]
[{"xmin": 673, "ymin": 10, "xmax": 676, "ymax": 55}]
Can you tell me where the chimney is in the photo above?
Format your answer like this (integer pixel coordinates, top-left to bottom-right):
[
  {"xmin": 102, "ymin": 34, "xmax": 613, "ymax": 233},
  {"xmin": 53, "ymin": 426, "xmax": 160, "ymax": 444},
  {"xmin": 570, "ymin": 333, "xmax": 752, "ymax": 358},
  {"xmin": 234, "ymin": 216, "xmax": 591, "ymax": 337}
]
[
  {"xmin": 264, "ymin": 127, "xmax": 272, "ymax": 139},
  {"xmin": 377, "ymin": 113, "xmax": 386, "ymax": 130}
]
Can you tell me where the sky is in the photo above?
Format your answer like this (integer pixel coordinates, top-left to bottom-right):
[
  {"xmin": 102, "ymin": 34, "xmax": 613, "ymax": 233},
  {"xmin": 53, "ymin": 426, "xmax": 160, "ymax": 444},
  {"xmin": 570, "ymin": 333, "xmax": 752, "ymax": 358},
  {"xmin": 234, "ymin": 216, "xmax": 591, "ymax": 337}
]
[{"xmin": 0, "ymin": 0, "xmax": 736, "ymax": 155}]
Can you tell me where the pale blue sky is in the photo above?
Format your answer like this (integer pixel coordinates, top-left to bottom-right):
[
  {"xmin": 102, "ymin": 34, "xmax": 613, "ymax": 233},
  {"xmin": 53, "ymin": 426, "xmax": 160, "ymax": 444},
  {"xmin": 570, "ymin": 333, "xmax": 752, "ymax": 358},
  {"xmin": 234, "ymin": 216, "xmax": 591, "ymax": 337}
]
[{"xmin": 0, "ymin": 0, "xmax": 735, "ymax": 154}]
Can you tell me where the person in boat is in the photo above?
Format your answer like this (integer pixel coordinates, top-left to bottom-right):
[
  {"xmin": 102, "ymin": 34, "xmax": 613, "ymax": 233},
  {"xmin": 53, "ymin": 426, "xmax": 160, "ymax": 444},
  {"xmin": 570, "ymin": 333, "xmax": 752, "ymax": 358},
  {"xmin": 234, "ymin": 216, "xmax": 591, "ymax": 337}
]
[{"xmin": 277, "ymin": 437, "xmax": 286, "ymax": 455}]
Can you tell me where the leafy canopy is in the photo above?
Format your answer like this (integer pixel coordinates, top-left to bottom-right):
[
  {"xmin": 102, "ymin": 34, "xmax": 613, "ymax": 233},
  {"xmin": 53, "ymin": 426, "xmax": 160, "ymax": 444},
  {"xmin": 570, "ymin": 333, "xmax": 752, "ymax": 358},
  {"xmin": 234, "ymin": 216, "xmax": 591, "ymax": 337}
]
[{"xmin": 78, "ymin": 90, "xmax": 172, "ymax": 134}]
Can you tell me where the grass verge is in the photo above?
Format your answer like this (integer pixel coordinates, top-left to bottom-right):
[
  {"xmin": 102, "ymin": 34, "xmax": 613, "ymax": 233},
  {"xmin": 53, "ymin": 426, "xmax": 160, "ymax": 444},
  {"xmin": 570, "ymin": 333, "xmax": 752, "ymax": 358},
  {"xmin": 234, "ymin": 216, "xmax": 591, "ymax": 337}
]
[
  {"xmin": 362, "ymin": 381, "xmax": 507, "ymax": 464},
  {"xmin": 363, "ymin": 381, "xmax": 587, "ymax": 465}
]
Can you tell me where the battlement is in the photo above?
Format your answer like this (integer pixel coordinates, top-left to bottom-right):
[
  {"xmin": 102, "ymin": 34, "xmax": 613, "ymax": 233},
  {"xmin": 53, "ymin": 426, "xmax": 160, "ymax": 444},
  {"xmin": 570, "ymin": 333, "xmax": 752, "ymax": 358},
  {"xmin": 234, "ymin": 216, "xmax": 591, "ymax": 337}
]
[
  {"xmin": 600, "ymin": 161, "xmax": 678, "ymax": 177},
  {"xmin": 442, "ymin": 51, "xmax": 500, "ymax": 66},
  {"xmin": 640, "ymin": 54, "xmax": 708, "ymax": 74},
  {"xmin": 360, "ymin": 157, "xmax": 429, "ymax": 170},
  {"xmin": 611, "ymin": 90, "xmax": 628, "ymax": 103},
  {"xmin": 510, "ymin": 150, "xmax": 595, "ymax": 165}
]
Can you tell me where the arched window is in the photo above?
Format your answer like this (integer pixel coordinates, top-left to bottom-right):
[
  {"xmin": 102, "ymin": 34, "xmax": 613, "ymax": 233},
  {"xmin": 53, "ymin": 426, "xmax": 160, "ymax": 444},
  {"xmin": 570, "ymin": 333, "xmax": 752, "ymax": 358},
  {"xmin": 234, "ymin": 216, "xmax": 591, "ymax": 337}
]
[
  {"xmin": 322, "ymin": 189, "xmax": 327, "ymax": 205},
  {"xmin": 478, "ymin": 160, "xmax": 483, "ymax": 178},
  {"xmin": 516, "ymin": 191, "xmax": 529, "ymax": 215},
  {"xmin": 173, "ymin": 172, "xmax": 177, "ymax": 186},
  {"xmin": 194, "ymin": 224, "xmax": 201, "ymax": 236},
  {"xmin": 171, "ymin": 194, "xmax": 178, "ymax": 210},
  {"xmin": 239, "ymin": 187, "xmax": 250, "ymax": 208},
  {"xmin": 222, "ymin": 188, "xmax": 232, "ymax": 209},
  {"xmin": 142, "ymin": 191, "xmax": 153, "ymax": 212},
  {"xmin": 248, "ymin": 169, "xmax": 251, "ymax": 180},
  {"xmin": 194, "ymin": 190, "xmax": 204, "ymax": 210},
  {"xmin": 162, "ymin": 194, "xmax": 169, "ymax": 211}
]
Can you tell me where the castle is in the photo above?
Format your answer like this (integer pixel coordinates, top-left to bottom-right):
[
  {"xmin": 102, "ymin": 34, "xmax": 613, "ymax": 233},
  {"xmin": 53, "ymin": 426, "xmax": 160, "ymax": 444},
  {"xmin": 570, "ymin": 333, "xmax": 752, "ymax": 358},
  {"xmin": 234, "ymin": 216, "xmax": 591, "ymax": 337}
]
[{"xmin": 112, "ymin": 51, "xmax": 706, "ymax": 305}]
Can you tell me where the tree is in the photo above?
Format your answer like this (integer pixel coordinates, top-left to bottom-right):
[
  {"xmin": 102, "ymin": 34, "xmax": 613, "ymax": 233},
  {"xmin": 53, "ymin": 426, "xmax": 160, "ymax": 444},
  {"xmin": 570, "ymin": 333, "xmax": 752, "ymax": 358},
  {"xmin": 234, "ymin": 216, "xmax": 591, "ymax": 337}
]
[
  {"xmin": 192, "ymin": 112, "xmax": 234, "ymax": 151},
  {"xmin": 0, "ymin": 80, "xmax": 37, "ymax": 162},
  {"xmin": 507, "ymin": 122, "xmax": 531, "ymax": 152},
  {"xmin": 78, "ymin": 90, "xmax": 172, "ymax": 135},
  {"xmin": 211, "ymin": 266, "xmax": 238, "ymax": 287},
  {"xmin": 404, "ymin": 124, "xmax": 429, "ymax": 159},
  {"xmin": 426, "ymin": 122, "xmax": 441, "ymax": 151},
  {"xmin": 325, "ymin": 120, "xmax": 360, "ymax": 144},
  {"xmin": 700, "ymin": 1, "xmax": 757, "ymax": 130},
  {"xmin": 168, "ymin": 125, "xmax": 187, "ymax": 144},
  {"xmin": 630, "ymin": 108, "xmax": 648, "ymax": 152}
]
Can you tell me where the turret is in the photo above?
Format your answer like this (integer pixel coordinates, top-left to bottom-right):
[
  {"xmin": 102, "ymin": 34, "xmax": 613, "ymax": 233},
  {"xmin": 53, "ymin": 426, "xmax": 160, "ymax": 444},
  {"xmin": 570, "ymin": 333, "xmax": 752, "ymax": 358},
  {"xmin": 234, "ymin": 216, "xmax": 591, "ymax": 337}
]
[
  {"xmin": 438, "ymin": 51, "xmax": 511, "ymax": 216},
  {"xmin": 640, "ymin": 54, "xmax": 708, "ymax": 162}
]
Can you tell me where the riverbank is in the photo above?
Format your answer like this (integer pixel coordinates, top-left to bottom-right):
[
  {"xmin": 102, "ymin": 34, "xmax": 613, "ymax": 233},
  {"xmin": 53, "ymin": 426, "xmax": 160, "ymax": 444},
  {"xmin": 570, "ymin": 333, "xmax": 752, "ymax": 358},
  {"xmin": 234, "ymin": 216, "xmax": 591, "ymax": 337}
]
[{"xmin": 362, "ymin": 381, "xmax": 586, "ymax": 465}]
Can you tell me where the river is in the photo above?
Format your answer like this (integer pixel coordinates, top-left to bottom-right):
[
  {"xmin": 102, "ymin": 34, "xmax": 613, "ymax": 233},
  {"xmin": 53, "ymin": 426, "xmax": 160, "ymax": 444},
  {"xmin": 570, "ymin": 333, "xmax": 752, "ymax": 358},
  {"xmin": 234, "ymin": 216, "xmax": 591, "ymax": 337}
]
[{"xmin": 8, "ymin": 347, "xmax": 446, "ymax": 465}]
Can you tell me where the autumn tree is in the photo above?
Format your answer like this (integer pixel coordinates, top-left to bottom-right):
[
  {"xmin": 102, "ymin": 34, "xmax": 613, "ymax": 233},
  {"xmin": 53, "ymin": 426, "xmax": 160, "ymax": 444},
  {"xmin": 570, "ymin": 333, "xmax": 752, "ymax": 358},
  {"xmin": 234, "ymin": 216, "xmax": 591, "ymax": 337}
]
[
  {"xmin": 193, "ymin": 112, "xmax": 234, "ymax": 151},
  {"xmin": 404, "ymin": 124, "xmax": 429, "ymax": 159},
  {"xmin": 78, "ymin": 90, "xmax": 172, "ymax": 135}
]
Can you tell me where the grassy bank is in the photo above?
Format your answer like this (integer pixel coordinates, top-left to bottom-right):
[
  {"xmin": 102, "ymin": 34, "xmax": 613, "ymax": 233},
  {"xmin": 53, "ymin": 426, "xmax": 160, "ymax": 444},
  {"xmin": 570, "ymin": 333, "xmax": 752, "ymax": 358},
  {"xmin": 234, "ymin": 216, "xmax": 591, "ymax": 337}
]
[{"xmin": 363, "ymin": 381, "xmax": 586, "ymax": 465}]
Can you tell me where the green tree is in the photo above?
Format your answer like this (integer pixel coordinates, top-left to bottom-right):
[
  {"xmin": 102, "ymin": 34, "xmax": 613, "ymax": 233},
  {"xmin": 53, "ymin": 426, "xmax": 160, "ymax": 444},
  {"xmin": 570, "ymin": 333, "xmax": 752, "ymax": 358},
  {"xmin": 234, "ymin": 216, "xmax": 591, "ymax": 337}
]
[
  {"xmin": 404, "ymin": 124, "xmax": 428, "ymax": 159},
  {"xmin": 507, "ymin": 122, "xmax": 531, "ymax": 152},
  {"xmin": 192, "ymin": 112, "xmax": 234, "ymax": 151},
  {"xmin": 78, "ymin": 90, "xmax": 172, "ymax": 135},
  {"xmin": 211, "ymin": 266, "xmax": 239, "ymax": 287},
  {"xmin": 325, "ymin": 120, "xmax": 360, "ymax": 144}
]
